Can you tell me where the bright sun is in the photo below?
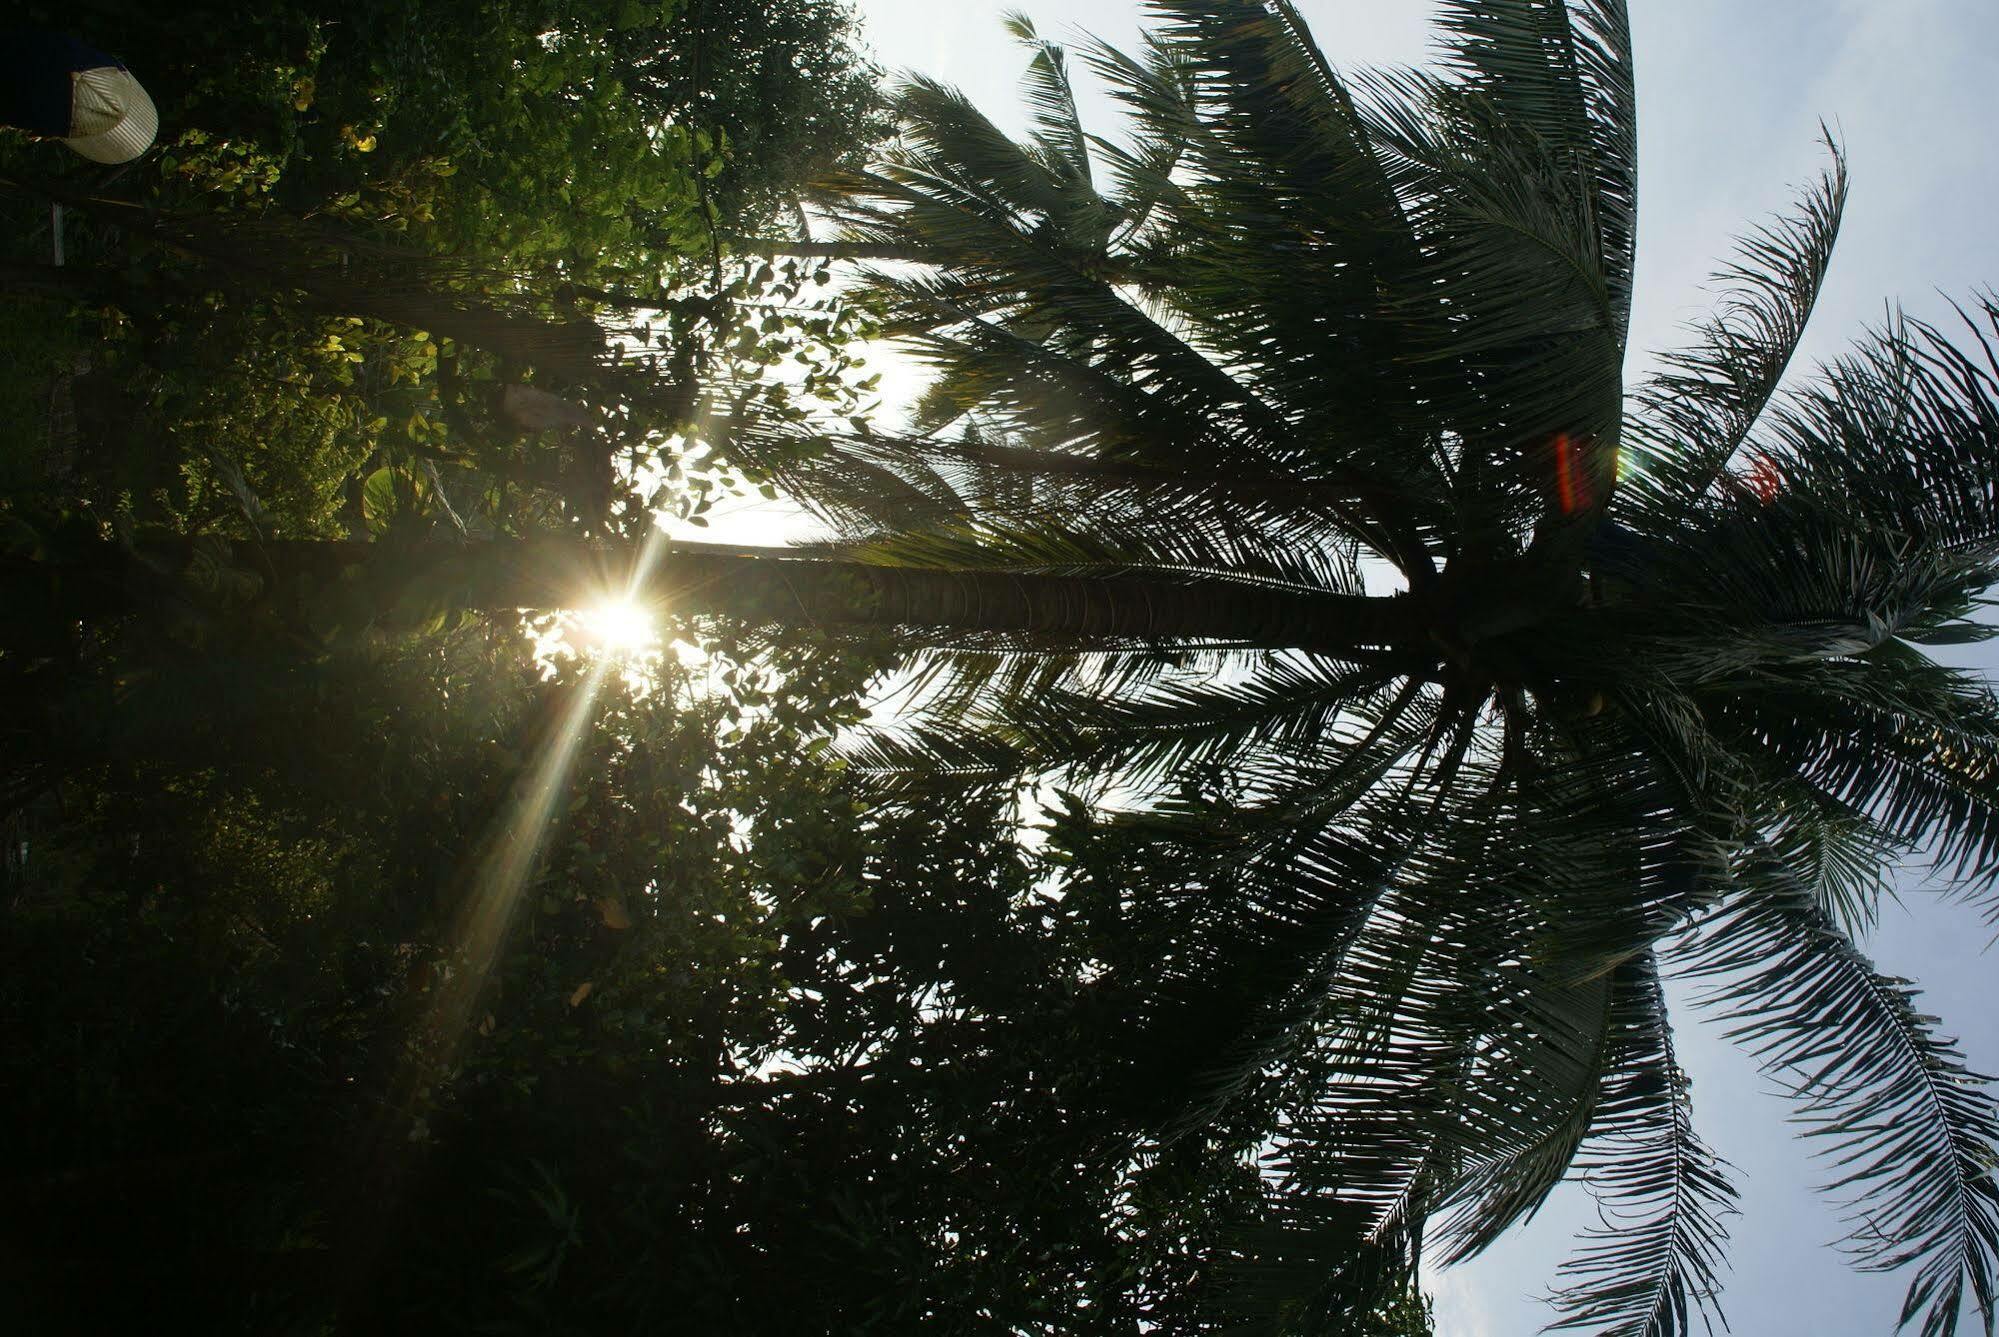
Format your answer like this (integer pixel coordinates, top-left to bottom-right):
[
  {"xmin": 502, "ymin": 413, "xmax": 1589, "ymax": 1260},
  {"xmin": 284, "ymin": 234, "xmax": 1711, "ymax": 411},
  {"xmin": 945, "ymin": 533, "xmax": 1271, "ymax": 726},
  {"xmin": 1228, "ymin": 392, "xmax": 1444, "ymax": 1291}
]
[{"xmin": 571, "ymin": 599, "xmax": 660, "ymax": 658}]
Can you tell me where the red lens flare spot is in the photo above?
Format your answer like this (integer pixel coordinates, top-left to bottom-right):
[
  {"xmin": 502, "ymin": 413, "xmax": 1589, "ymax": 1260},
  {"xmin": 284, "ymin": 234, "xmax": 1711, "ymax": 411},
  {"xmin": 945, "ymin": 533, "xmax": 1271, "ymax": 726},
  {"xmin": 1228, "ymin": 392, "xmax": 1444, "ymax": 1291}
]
[
  {"xmin": 1553, "ymin": 433, "xmax": 1587, "ymax": 515},
  {"xmin": 1740, "ymin": 452, "xmax": 1782, "ymax": 503}
]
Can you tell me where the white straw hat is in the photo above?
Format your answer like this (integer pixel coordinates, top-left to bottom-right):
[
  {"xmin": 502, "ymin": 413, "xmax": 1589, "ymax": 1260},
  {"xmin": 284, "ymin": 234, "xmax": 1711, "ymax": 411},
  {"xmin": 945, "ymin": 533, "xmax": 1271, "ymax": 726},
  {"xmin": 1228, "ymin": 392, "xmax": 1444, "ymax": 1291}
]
[{"xmin": 65, "ymin": 64, "xmax": 157, "ymax": 164}]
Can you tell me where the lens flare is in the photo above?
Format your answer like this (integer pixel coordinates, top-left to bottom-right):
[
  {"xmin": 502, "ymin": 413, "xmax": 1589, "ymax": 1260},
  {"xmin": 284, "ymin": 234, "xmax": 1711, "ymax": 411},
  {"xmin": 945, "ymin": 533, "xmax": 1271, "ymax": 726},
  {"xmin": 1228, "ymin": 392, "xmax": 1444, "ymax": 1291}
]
[
  {"xmin": 1554, "ymin": 433, "xmax": 1584, "ymax": 515},
  {"xmin": 574, "ymin": 598, "xmax": 660, "ymax": 658},
  {"xmin": 376, "ymin": 527, "xmax": 673, "ymax": 1171}
]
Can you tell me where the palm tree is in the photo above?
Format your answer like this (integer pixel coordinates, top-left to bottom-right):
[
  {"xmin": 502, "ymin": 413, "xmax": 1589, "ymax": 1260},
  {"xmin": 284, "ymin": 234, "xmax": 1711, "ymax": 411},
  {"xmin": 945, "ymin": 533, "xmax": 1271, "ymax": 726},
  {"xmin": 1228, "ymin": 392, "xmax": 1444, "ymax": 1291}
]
[
  {"xmin": 720, "ymin": 4, "xmax": 1999, "ymax": 1333},
  {"xmin": 13, "ymin": 3, "xmax": 1999, "ymax": 1331}
]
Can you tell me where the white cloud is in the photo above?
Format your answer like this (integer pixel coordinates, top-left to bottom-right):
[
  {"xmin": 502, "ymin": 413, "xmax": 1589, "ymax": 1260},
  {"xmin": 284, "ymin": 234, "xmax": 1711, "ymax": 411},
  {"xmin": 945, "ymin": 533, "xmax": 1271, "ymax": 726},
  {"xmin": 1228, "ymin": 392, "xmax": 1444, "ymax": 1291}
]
[{"xmin": 1425, "ymin": 1263, "xmax": 1499, "ymax": 1337}]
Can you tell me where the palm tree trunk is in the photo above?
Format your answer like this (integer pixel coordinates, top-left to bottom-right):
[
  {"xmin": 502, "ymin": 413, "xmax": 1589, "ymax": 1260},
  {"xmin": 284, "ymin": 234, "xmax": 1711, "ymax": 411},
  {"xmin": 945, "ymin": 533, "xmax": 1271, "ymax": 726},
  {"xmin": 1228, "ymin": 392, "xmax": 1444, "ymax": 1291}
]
[
  {"xmin": 737, "ymin": 239, "xmax": 1144, "ymax": 285},
  {"xmin": 737, "ymin": 239, "xmax": 935, "ymax": 265},
  {"xmin": 5, "ymin": 537, "xmax": 1427, "ymax": 656}
]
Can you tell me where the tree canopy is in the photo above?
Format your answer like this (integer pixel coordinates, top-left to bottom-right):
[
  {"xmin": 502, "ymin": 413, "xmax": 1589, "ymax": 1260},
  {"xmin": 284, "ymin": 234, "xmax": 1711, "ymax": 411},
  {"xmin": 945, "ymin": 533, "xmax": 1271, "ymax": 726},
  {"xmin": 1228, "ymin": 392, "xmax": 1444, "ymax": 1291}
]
[
  {"xmin": 14, "ymin": 1, "xmax": 1999, "ymax": 1335},
  {"xmin": 1, "ymin": 1, "xmax": 1431, "ymax": 1331}
]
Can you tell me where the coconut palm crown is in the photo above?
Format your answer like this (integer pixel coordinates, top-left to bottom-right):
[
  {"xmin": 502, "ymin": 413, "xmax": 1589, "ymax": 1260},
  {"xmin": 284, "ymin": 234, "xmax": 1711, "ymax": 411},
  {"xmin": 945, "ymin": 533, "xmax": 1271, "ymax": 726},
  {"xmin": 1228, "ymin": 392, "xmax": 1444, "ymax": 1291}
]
[{"xmin": 725, "ymin": 2, "xmax": 1999, "ymax": 1333}]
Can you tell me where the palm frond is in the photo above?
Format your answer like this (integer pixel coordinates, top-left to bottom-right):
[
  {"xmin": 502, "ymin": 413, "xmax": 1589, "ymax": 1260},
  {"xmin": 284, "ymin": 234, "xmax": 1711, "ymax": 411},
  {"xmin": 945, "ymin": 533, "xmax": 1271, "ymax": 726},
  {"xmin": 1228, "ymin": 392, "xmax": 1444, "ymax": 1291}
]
[
  {"xmin": 1075, "ymin": 32, "xmax": 1201, "ymax": 251},
  {"xmin": 1001, "ymin": 11, "xmax": 1098, "ymax": 199},
  {"xmin": 1677, "ymin": 855, "xmax": 1999, "ymax": 1337},
  {"xmin": 1002, "ymin": 654, "xmax": 1412, "ymax": 790},
  {"xmin": 1770, "ymin": 297, "xmax": 1999, "ymax": 556},
  {"xmin": 1544, "ymin": 953, "xmax": 1736, "ymax": 1337},
  {"xmin": 1140, "ymin": 1, "xmax": 1450, "ymax": 543},
  {"xmin": 1429, "ymin": 0, "xmax": 1639, "ymax": 331},
  {"xmin": 1706, "ymin": 646, "xmax": 1999, "ymax": 890},
  {"xmin": 1431, "ymin": 970, "xmax": 1617, "ymax": 1262},
  {"xmin": 1361, "ymin": 67, "xmax": 1627, "ymax": 536},
  {"xmin": 1622, "ymin": 139, "xmax": 1847, "ymax": 512}
]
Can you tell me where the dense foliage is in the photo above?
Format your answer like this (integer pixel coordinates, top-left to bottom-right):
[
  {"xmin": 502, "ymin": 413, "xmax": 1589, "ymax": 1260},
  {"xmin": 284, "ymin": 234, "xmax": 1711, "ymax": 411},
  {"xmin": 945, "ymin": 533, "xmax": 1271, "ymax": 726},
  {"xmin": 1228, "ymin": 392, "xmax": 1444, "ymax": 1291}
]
[
  {"xmin": 1, "ymin": 2, "xmax": 1435, "ymax": 1332},
  {"xmin": 39, "ymin": 0, "xmax": 1997, "ymax": 1333},
  {"xmin": 1, "ymin": 618, "xmax": 1424, "ymax": 1333},
  {"xmin": 1, "ymin": 0, "xmax": 883, "ymax": 552}
]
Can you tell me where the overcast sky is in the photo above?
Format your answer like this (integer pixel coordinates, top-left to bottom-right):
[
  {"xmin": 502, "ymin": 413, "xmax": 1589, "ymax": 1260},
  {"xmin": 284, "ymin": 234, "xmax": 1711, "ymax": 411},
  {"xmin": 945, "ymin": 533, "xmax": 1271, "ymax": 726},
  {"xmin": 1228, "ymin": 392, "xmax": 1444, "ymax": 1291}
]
[{"xmin": 836, "ymin": 2, "xmax": 1999, "ymax": 1333}]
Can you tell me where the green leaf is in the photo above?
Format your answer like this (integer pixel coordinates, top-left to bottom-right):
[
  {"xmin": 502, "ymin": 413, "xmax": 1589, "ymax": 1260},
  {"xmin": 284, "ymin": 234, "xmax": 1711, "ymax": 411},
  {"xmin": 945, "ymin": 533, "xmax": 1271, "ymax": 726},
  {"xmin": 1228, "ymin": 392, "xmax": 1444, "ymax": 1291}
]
[{"xmin": 361, "ymin": 467, "xmax": 398, "ymax": 533}]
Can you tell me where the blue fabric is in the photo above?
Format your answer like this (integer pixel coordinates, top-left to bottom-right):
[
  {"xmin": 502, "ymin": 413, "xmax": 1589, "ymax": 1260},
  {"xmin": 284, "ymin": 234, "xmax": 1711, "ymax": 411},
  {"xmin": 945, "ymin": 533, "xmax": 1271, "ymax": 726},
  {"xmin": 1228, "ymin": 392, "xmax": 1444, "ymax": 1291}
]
[{"xmin": 1, "ymin": 30, "xmax": 125, "ymax": 137}]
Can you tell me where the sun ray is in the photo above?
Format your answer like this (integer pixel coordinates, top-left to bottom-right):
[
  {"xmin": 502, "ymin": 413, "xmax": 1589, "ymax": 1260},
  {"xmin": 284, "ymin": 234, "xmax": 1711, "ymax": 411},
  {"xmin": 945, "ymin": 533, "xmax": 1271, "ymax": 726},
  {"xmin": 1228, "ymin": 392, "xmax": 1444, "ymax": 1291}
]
[{"xmin": 374, "ymin": 523, "xmax": 679, "ymax": 1172}]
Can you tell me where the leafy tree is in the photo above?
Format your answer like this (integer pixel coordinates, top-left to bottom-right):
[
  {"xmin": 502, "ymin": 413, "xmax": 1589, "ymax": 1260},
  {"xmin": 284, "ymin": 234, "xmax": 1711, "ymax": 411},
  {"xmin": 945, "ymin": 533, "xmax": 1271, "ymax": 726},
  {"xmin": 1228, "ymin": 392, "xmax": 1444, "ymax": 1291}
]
[
  {"xmin": 0, "ymin": 613, "xmax": 871, "ymax": 1332},
  {"xmin": 0, "ymin": 0, "xmax": 883, "ymax": 553},
  {"xmin": 8, "ymin": 0, "xmax": 882, "ymax": 260},
  {"xmin": 3, "ymin": 614, "xmax": 1402, "ymax": 1334},
  {"xmin": 0, "ymin": 4, "xmax": 1042, "ymax": 1332}
]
